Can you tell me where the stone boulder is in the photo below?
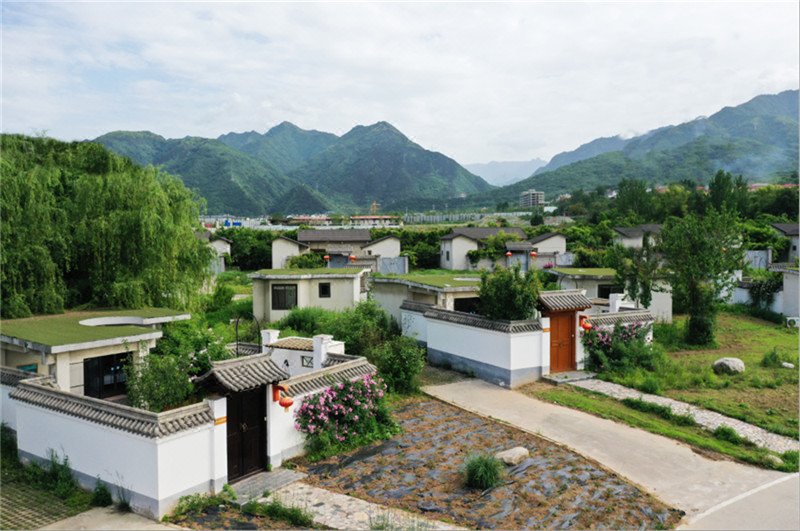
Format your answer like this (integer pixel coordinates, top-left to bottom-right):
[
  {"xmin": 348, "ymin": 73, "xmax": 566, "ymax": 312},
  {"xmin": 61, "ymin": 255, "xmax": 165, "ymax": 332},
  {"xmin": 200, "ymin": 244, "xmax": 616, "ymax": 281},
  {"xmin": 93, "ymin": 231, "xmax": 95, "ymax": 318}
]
[
  {"xmin": 781, "ymin": 362, "xmax": 795, "ymax": 369},
  {"xmin": 495, "ymin": 447, "xmax": 529, "ymax": 465},
  {"xmin": 713, "ymin": 357, "xmax": 745, "ymax": 375}
]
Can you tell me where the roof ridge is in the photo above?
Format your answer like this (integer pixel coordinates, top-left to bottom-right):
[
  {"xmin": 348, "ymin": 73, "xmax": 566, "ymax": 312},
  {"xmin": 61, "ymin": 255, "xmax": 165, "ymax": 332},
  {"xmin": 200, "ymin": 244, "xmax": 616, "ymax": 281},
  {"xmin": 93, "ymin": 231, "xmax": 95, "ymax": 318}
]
[{"xmin": 282, "ymin": 357, "xmax": 371, "ymax": 386}]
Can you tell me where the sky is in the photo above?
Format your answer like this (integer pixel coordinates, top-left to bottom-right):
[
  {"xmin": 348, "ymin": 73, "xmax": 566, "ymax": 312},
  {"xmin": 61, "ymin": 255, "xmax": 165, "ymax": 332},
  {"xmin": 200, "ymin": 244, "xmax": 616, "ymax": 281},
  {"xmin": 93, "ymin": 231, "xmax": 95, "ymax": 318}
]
[{"xmin": 2, "ymin": 1, "xmax": 798, "ymax": 164}]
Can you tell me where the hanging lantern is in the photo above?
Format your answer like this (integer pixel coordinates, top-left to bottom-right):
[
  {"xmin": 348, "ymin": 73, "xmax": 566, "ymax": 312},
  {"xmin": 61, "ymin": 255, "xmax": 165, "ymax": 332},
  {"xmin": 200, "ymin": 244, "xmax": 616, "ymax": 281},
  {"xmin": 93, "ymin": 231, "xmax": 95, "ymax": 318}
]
[
  {"xmin": 529, "ymin": 251, "xmax": 538, "ymax": 258},
  {"xmin": 581, "ymin": 321, "xmax": 593, "ymax": 331},
  {"xmin": 323, "ymin": 255, "xmax": 330, "ymax": 262},
  {"xmin": 271, "ymin": 384, "xmax": 288, "ymax": 402},
  {"xmin": 505, "ymin": 251, "xmax": 513, "ymax": 257},
  {"xmin": 349, "ymin": 254, "xmax": 357, "ymax": 262},
  {"xmin": 279, "ymin": 396, "xmax": 294, "ymax": 412}
]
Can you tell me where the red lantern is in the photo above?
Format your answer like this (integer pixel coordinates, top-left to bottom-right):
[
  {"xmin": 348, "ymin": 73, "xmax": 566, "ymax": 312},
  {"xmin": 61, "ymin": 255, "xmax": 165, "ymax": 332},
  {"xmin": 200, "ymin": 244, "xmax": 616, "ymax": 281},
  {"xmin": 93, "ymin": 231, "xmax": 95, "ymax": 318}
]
[
  {"xmin": 323, "ymin": 255, "xmax": 330, "ymax": 261},
  {"xmin": 279, "ymin": 396, "xmax": 294, "ymax": 412},
  {"xmin": 581, "ymin": 321, "xmax": 593, "ymax": 331},
  {"xmin": 529, "ymin": 251, "xmax": 538, "ymax": 258},
  {"xmin": 349, "ymin": 254, "xmax": 357, "ymax": 262},
  {"xmin": 505, "ymin": 251, "xmax": 513, "ymax": 257}
]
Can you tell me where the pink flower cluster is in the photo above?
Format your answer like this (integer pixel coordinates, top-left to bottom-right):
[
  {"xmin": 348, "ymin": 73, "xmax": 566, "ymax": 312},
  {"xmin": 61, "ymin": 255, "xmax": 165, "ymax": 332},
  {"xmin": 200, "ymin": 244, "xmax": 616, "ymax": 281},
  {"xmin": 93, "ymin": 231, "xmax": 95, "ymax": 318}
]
[
  {"xmin": 293, "ymin": 372, "xmax": 386, "ymax": 443},
  {"xmin": 582, "ymin": 321, "xmax": 647, "ymax": 355},
  {"xmin": 542, "ymin": 262, "xmax": 555, "ymax": 269}
]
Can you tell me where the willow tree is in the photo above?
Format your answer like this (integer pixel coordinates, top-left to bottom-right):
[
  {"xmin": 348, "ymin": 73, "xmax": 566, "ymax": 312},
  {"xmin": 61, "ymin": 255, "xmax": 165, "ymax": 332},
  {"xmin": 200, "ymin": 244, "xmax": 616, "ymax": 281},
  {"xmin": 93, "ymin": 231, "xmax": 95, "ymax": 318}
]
[{"xmin": 0, "ymin": 135, "xmax": 211, "ymax": 317}]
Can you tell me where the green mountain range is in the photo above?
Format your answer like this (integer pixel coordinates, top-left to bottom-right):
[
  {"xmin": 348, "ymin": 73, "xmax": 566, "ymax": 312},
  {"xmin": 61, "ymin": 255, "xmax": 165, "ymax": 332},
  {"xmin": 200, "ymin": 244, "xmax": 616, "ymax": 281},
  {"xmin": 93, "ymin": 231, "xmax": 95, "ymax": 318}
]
[
  {"xmin": 469, "ymin": 89, "xmax": 798, "ymax": 206},
  {"xmin": 95, "ymin": 121, "xmax": 491, "ymax": 214}
]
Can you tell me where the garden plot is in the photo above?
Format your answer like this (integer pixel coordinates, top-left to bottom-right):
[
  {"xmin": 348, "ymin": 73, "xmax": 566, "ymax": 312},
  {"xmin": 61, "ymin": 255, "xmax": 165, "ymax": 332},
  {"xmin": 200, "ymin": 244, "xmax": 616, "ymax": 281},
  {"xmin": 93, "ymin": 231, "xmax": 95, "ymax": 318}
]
[{"xmin": 296, "ymin": 398, "xmax": 682, "ymax": 530}]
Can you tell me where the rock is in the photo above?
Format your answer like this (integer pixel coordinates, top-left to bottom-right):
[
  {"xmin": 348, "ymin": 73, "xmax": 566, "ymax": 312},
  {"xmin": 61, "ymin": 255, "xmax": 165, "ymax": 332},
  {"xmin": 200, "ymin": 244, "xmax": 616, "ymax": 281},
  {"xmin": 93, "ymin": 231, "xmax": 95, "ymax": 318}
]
[
  {"xmin": 417, "ymin": 500, "xmax": 444, "ymax": 512},
  {"xmin": 781, "ymin": 362, "xmax": 795, "ymax": 369},
  {"xmin": 713, "ymin": 357, "xmax": 745, "ymax": 375},
  {"xmin": 495, "ymin": 446, "xmax": 530, "ymax": 465}
]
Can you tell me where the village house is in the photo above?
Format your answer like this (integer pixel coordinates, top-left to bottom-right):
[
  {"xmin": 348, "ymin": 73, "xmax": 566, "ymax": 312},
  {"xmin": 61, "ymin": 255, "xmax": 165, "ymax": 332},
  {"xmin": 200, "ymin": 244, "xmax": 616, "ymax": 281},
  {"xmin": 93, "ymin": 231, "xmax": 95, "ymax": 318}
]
[
  {"xmin": 271, "ymin": 229, "xmax": 403, "ymax": 272},
  {"xmin": 196, "ymin": 230, "xmax": 233, "ymax": 274},
  {"xmin": 370, "ymin": 273, "xmax": 482, "ymax": 323},
  {"xmin": 772, "ymin": 223, "xmax": 799, "ymax": 261},
  {"xmin": 250, "ymin": 268, "xmax": 370, "ymax": 322},
  {"xmin": 612, "ymin": 224, "xmax": 662, "ymax": 249},
  {"xmin": 0, "ymin": 309, "xmax": 190, "ymax": 397},
  {"xmin": 439, "ymin": 227, "xmax": 528, "ymax": 270}
]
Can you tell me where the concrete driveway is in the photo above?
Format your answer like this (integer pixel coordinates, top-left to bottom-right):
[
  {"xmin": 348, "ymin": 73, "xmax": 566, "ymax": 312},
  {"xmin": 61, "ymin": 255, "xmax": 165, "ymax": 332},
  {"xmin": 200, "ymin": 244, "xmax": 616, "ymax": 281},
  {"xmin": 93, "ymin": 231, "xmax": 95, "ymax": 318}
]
[
  {"xmin": 40, "ymin": 507, "xmax": 180, "ymax": 530},
  {"xmin": 424, "ymin": 379, "xmax": 798, "ymax": 530}
]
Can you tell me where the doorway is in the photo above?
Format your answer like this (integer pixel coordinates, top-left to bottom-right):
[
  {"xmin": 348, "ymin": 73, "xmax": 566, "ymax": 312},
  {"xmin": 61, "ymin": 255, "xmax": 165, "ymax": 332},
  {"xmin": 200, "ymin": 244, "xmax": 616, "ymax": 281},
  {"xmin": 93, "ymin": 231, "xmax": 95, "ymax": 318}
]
[
  {"xmin": 548, "ymin": 312, "xmax": 576, "ymax": 372},
  {"xmin": 226, "ymin": 386, "xmax": 267, "ymax": 482}
]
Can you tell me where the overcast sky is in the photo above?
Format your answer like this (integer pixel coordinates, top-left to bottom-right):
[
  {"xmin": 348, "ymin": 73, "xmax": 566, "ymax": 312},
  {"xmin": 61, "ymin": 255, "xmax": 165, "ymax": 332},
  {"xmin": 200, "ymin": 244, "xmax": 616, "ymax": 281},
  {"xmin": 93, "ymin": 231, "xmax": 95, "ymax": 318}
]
[{"xmin": 2, "ymin": 2, "xmax": 798, "ymax": 164}]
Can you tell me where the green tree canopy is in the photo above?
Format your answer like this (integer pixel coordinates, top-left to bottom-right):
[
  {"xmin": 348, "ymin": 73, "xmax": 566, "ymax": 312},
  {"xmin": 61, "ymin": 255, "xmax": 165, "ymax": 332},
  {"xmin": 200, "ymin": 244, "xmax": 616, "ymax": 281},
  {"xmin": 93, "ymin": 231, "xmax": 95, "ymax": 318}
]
[
  {"xmin": 478, "ymin": 263, "xmax": 540, "ymax": 321},
  {"xmin": 1, "ymin": 135, "xmax": 211, "ymax": 317}
]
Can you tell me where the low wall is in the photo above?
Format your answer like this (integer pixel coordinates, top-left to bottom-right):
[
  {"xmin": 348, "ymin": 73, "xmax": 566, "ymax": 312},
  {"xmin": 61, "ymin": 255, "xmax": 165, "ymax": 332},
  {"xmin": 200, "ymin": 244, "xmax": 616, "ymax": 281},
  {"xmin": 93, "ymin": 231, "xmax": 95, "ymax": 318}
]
[
  {"xmin": 9, "ymin": 378, "xmax": 225, "ymax": 519},
  {"xmin": 422, "ymin": 308, "xmax": 549, "ymax": 388},
  {"xmin": 399, "ymin": 301, "xmax": 432, "ymax": 345}
]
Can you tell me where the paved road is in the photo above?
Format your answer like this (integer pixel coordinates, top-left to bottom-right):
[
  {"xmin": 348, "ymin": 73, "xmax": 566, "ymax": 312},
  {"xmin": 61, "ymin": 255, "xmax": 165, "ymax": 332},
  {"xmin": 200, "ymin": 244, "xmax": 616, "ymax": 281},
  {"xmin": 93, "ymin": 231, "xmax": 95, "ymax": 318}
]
[
  {"xmin": 40, "ymin": 507, "xmax": 179, "ymax": 530},
  {"xmin": 424, "ymin": 379, "xmax": 796, "ymax": 528}
]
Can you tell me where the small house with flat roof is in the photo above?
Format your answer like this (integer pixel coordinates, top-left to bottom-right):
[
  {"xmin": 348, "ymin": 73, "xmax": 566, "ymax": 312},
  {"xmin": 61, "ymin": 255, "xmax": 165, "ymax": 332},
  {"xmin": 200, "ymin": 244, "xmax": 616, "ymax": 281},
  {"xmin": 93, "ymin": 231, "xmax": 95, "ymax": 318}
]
[
  {"xmin": 440, "ymin": 227, "xmax": 528, "ymax": 270},
  {"xmin": 271, "ymin": 230, "xmax": 402, "ymax": 271},
  {"xmin": 0, "ymin": 309, "xmax": 190, "ymax": 397},
  {"xmin": 613, "ymin": 224, "xmax": 662, "ymax": 249},
  {"xmin": 772, "ymin": 223, "xmax": 799, "ymax": 261},
  {"xmin": 249, "ymin": 268, "xmax": 370, "ymax": 322}
]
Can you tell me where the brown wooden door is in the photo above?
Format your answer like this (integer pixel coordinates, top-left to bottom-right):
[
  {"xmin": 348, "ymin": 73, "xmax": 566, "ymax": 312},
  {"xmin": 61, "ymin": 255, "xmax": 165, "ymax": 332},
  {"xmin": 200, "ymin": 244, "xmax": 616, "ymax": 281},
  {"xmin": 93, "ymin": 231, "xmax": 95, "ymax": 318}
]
[
  {"xmin": 549, "ymin": 312, "xmax": 576, "ymax": 372},
  {"xmin": 226, "ymin": 386, "xmax": 266, "ymax": 481}
]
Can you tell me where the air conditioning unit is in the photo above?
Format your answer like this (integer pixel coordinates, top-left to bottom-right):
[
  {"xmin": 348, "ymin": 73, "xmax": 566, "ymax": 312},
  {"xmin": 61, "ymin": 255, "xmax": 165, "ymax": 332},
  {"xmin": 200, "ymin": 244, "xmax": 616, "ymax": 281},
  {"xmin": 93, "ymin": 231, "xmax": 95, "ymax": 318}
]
[{"xmin": 786, "ymin": 317, "xmax": 800, "ymax": 328}]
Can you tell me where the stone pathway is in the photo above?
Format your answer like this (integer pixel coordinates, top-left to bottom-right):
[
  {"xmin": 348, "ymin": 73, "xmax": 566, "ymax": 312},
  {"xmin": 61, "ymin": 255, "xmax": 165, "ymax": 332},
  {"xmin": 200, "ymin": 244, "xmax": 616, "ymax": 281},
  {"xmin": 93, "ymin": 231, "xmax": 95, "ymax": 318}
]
[
  {"xmin": 232, "ymin": 468, "xmax": 307, "ymax": 504},
  {"xmin": 264, "ymin": 482, "xmax": 464, "ymax": 530},
  {"xmin": 570, "ymin": 379, "xmax": 800, "ymax": 454}
]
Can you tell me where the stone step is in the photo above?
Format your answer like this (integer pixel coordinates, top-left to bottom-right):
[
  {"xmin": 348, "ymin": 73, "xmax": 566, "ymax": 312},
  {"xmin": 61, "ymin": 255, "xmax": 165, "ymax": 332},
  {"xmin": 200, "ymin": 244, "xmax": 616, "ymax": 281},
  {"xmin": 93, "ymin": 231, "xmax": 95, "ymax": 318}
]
[
  {"xmin": 232, "ymin": 468, "xmax": 307, "ymax": 505},
  {"xmin": 541, "ymin": 370, "xmax": 597, "ymax": 385}
]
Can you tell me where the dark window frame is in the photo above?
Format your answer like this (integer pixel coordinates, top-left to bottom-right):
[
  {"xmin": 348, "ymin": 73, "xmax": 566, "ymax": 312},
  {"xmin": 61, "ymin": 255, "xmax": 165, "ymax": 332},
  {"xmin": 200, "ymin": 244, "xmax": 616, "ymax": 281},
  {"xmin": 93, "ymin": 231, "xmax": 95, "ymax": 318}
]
[
  {"xmin": 272, "ymin": 283, "xmax": 298, "ymax": 310},
  {"xmin": 597, "ymin": 284, "xmax": 625, "ymax": 299},
  {"xmin": 301, "ymin": 356, "xmax": 314, "ymax": 368},
  {"xmin": 318, "ymin": 282, "xmax": 331, "ymax": 299}
]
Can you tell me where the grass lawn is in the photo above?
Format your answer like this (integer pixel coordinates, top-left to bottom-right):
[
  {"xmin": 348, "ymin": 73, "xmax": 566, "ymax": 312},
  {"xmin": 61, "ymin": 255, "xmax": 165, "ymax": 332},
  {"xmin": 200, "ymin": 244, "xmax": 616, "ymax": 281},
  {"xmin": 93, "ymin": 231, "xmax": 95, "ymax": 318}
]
[
  {"xmin": 376, "ymin": 270, "xmax": 481, "ymax": 288},
  {"xmin": 612, "ymin": 312, "xmax": 799, "ymax": 438},
  {"xmin": 216, "ymin": 270, "xmax": 253, "ymax": 295},
  {"xmin": 520, "ymin": 383, "xmax": 798, "ymax": 472},
  {"xmin": 0, "ymin": 308, "xmax": 187, "ymax": 346}
]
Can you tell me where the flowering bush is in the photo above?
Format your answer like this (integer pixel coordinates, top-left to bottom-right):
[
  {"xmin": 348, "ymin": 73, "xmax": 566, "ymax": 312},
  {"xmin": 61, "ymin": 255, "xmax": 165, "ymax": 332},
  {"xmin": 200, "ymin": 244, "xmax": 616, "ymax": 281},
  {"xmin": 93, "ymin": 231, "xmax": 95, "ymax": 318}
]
[
  {"xmin": 582, "ymin": 321, "xmax": 664, "ymax": 373},
  {"xmin": 294, "ymin": 373, "xmax": 398, "ymax": 460}
]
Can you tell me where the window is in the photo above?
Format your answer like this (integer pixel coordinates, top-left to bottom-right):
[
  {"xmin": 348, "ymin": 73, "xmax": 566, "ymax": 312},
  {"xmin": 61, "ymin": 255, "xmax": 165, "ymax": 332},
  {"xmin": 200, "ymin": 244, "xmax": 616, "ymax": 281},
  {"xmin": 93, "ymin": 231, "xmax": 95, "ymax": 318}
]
[
  {"xmin": 83, "ymin": 353, "xmax": 128, "ymax": 399},
  {"xmin": 272, "ymin": 284, "xmax": 298, "ymax": 310},
  {"xmin": 301, "ymin": 356, "xmax": 314, "ymax": 368},
  {"xmin": 446, "ymin": 251, "xmax": 450, "ymax": 261},
  {"xmin": 318, "ymin": 282, "xmax": 331, "ymax": 298},
  {"xmin": 597, "ymin": 284, "xmax": 624, "ymax": 299},
  {"xmin": 17, "ymin": 363, "xmax": 37, "ymax": 373}
]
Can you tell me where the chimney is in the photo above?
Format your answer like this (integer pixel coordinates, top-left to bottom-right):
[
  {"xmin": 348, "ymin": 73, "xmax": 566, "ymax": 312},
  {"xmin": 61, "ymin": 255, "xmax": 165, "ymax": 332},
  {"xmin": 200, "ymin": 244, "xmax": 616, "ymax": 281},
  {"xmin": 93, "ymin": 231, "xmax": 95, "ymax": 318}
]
[
  {"xmin": 261, "ymin": 329, "xmax": 280, "ymax": 353},
  {"xmin": 312, "ymin": 334, "xmax": 333, "ymax": 369},
  {"xmin": 609, "ymin": 293, "xmax": 624, "ymax": 313}
]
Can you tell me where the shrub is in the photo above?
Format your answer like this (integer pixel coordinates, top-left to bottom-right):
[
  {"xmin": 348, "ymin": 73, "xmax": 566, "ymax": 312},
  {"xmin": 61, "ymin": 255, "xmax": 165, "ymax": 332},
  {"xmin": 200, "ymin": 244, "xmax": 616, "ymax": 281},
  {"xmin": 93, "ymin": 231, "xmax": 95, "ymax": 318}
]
[
  {"xmin": 242, "ymin": 499, "xmax": 314, "ymax": 527},
  {"xmin": 124, "ymin": 353, "xmax": 194, "ymax": 412},
  {"xmin": 286, "ymin": 252, "xmax": 326, "ymax": 269},
  {"xmin": 370, "ymin": 336, "xmax": 426, "ymax": 394},
  {"xmin": 1, "ymin": 423, "xmax": 17, "ymax": 463},
  {"xmin": 463, "ymin": 453, "xmax": 504, "ymax": 490},
  {"xmin": 782, "ymin": 451, "xmax": 799, "ymax": 470},
  {"xmin": 478, "ymin": 263, "xmax": 540, "ymax": 321},
  {"xmin": 208, "ymin": 283, "xmax": 234, "ymax": 312},
  {"xmin": 168, "ymin": 487, "xmax": 237, "ymax": 520},
  {"xmin": 713, "ymin": 425, "xmax": 749, "ymax": 446},
  {"xmin": 582, "ymin": 322, "xmax": 664, "ymax": 373},
  {"xmin": 294, "ymin": 373, "xmax": 398, "ymax": 460},
  {"xmin": 91, "ymin": 478, "xmax": 113, "ymax": 507},
  {"xmin": 637, "ymin": 376, "xmax": 662, "ymax": 395},
  {"xmin": 761, "ymin": 348, "xmax": 790, "ymax": 369},
  {"xmin": 653, "ymin": 322, "xmax": 684, "ymax": 351}
]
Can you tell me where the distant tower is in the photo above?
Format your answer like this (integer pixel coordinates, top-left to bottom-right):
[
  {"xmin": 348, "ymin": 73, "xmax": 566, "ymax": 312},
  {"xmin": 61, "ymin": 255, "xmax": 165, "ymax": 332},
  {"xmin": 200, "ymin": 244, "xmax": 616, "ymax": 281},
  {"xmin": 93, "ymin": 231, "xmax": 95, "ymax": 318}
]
[{"xmin": 370, "ymin": 201, "xmax": 380, "ymax": 214}]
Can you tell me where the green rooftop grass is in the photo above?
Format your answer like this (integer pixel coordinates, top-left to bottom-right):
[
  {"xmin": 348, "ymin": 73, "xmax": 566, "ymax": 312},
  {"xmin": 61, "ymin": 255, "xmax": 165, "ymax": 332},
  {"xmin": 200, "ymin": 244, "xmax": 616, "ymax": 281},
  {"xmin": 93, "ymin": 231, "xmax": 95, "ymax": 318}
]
[
  {"xmin": 0, "ymin": 308, "xmax": 186, "ymax": 347},
  {"xmin": 253, "ymin": 268, "xmax": 362, "ymax": 276},
  {"xmin": 551, "ymin": 267, "xmax": 616, "ymax": 278},
  {"xmin": 378, "ymin": 271, "xmax": 482, "ymax": 289}
]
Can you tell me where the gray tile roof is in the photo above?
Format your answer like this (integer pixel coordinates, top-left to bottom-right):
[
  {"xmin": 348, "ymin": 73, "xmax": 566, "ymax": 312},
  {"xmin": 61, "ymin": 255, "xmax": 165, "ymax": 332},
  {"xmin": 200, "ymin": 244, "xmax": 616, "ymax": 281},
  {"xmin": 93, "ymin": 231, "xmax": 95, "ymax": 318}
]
[
  {"xmin": 298, "ymin": 229, "xmax": 372, "ymax": 243},
  {"xmin": 423, "ymin": 307, "xmax": 542, "ymax": 333},
  {"xmin": 282, "ymin": 358, "xmax": 376, "ymax": 397},
  {"xmin": 322, "ymin": 353, "xmax": 361, "ymax": 367},
  {"xmin": 529, "ymin": 232, "xmax": 563, "ymax": 245},
  {"xmin": 614, "ymin": 224, "xmax": 662, "ymax": 239},
  {"xmin": 275, "ymin": 235, "xmax": 310, "ymax": 249},
  {"xmin": 225, "ymin": 342, "xmax": 262, "ymax": 357},
  {"xmin": 441, "ymin": 227, "xmax": 527, "ymax": 241},
  {"xmin": 361, "ymin": 235, "xmax": 400, "ymax": 248},
  {"xmin": 539, "ymin": 290, "xmax": 593, "ymax": 312},
  {"xmin": 772, "ymin": 223, "xmax": 799, "ymax": 237},
  {"xmin": 0, "ymin": 366, "xmax": 40, "ymax": 387},
  {"xmin": 399, "ymin": 300, "xmax": 435, "ymax": 313},
  {"xmin": 9, "ymin": 379, "xmax": 214, "ymax": 438},
  {"xmin": 195, "ymin": 353, "xmax": 290, "ymax": 392},
  {"xmin": 586, "ymin": 310, "xmax": 655, "ymax": 327},
  {"xmin": 270, "ymin": 337, "xmax": 314, "ymax": 351}
]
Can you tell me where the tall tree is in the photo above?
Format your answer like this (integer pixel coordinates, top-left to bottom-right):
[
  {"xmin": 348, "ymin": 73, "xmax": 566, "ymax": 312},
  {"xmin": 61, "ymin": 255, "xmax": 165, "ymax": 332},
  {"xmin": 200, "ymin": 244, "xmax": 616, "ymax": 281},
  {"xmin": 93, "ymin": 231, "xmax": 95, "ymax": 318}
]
[
  {"xmin": 0, "ymin": 135, "xmax": 211, "ymax": 317},
  {"xmin": 609, "ymin": 233, "xmax": 660, "ymax": 309},
  {"xmin": 660, "ymin": 209, "xmax": 743, "ymax": 345}
]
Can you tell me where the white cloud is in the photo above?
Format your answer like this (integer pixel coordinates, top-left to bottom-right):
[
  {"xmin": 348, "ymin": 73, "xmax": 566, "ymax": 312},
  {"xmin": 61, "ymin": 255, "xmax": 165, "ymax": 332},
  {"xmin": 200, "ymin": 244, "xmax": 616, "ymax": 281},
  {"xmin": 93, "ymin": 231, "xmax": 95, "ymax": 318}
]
[{"xmin": 2, "ymin": 1, "xmax": 798, "ymax": 162}]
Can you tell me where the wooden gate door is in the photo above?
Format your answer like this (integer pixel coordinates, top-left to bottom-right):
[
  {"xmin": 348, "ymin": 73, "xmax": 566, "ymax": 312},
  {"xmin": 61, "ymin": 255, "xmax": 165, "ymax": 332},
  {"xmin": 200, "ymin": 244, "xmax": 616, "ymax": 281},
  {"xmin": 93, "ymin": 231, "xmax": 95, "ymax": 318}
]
[
  {"xmin": 549, "ymin": 312, "xmax": 576, "ymax": 372},
  {"xmin": 226, "ymin": 386, "xmax": 266, "ymax": 482}
]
